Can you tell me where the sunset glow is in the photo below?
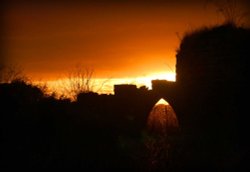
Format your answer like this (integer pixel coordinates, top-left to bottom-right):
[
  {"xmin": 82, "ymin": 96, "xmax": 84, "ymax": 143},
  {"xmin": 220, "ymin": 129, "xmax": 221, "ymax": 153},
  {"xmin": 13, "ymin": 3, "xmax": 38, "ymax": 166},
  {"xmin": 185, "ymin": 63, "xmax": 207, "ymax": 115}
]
[
  {"xmin": 4, "ymin": 0, "xmax": 225, "ymax": 85},
  {"xmin": 4, "ymin": 0, "xmax": 249, "ymax": 96},
  {"xmin": 2, "ymin": 0, "xmax": 250, "ymax": 170},
  {"xmin": 38, "ymin": 71, "xmax": 175, "ymax": 98}
]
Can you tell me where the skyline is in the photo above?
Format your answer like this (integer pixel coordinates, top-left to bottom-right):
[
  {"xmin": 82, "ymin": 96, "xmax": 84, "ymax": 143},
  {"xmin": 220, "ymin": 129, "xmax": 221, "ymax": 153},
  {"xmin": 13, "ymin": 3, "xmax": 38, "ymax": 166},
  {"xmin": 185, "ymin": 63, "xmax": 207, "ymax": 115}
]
[{"xmin": 2, "ymin": 0, "xmax": 250, "ymax": 94}]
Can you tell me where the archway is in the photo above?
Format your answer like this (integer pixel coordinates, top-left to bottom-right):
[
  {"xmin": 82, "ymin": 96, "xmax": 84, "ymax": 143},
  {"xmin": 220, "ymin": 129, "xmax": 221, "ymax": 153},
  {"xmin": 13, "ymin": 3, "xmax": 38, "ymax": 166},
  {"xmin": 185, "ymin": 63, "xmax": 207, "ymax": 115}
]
[
  {"xmin": 144, "ymin": 98, "xmax": 180, "ymax": 170},
  {"xmin": 147, "ymin": 98, "xmax": 179, "ymax": 135}
]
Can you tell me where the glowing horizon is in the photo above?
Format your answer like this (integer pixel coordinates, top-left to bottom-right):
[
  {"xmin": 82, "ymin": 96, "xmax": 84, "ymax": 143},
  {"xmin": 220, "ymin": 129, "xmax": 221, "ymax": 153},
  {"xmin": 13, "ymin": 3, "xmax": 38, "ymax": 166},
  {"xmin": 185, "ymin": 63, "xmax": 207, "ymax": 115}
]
[
  {"xmin": 35, "ymin": 72, "xmax": 175, "ymax": 98},
  {"xmin": 4, "ymin": 1, "xmax": 225, "ymax": 86}
]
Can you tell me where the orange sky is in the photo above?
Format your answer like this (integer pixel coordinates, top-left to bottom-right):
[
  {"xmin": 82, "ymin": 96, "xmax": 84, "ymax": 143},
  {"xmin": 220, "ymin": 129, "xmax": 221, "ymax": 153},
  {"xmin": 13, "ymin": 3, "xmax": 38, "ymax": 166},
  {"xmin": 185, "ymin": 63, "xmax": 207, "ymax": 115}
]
[{"xmin": 2, "ymin": 0, "xmax": 250, "ymax": 82}]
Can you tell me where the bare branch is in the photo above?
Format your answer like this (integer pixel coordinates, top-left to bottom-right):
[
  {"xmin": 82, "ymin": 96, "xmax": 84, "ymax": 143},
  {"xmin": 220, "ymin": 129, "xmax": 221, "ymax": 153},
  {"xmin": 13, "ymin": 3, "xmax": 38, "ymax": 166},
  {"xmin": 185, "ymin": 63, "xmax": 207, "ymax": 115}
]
[
  {"xmin": 207, "ymin": 0, "xmax": 248, "ymax": 25},
  {"xmin": 0, "ymin": 64, "xmax": 27, "ymax": 83},
  {"xmin": 60, "ymin": 64, "xmax": 109, "ymax": 100}
]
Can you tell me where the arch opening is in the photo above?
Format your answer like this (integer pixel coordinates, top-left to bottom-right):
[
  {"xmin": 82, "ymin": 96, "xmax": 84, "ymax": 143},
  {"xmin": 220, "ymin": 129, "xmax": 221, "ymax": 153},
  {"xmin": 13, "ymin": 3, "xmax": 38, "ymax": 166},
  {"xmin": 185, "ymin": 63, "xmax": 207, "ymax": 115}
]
[{"xmin": 147, "ymin": 98, "xmax": 179, "ymax": 135}]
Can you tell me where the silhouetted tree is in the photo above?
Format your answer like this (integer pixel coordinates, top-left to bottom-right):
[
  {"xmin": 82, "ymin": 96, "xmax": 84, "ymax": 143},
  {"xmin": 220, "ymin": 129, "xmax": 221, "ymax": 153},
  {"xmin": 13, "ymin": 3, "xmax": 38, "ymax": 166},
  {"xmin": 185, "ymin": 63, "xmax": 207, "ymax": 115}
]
[
  {"xmin": 61, "ymin": 64, "xmax": 109, "ymax": 100},
  {"xmin": 0, "ymin": 63, "xmax": 27, "ymax": 83},
  {"xmin": 60, "ymin": 65, "xmax": 95, "ymax": 99}
]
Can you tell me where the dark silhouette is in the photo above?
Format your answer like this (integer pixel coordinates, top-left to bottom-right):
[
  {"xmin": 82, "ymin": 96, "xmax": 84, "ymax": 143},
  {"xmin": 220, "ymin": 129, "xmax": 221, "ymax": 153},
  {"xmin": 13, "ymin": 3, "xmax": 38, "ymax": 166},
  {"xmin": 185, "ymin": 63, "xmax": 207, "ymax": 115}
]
[
  {"xmin": 174, "ymin": 23, "xmax": 250, "ymax": 170},
  {"xmin": 1, "ymin": 23, "xmax": 250, "ymax": 171},
  {"xmin": 0, "ymin": 80, "xmax": 156, "ymax": 170}
]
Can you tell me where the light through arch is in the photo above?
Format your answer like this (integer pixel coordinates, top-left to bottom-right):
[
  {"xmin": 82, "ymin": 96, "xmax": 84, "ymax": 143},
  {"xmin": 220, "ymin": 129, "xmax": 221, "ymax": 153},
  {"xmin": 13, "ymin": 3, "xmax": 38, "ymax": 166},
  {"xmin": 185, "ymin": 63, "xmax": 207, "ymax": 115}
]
[
  {"xmin": 147, "ymin": 98, "xmax": 179, "ymax": 135},
  {"xmin": 155, "ymin": 98, "xmax": 169, "ymax": 105}
]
